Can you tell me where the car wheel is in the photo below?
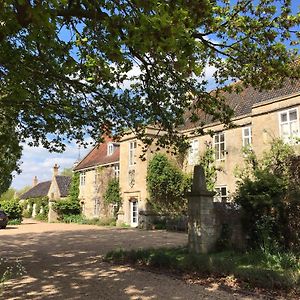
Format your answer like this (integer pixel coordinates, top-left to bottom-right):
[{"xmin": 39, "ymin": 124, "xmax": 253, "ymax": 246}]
[{"xmin": 1, "ymin": 225, "xmax": 6, "ymax": 229}]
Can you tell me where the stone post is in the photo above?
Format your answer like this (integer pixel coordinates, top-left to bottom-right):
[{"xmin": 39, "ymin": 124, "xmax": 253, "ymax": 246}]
[
  {"xmin": 188, "ymin": 165, "xmax": 217, "ymax": 254},
  {"xmin": 32, "ymin": 203, "xmax": 37, "ymax": 218},
  {"xmin": 48, "ymin": 200, "xmax": 59, "ymax": 222}
]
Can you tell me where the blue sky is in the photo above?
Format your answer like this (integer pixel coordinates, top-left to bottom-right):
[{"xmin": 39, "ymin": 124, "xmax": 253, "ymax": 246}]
[{"xmin": 11, "ymin": 1, "xmax": 300, "ymax": 190}]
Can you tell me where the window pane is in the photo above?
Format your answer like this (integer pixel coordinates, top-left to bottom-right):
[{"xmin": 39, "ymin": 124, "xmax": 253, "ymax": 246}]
[
  {"xmin": 291, "ymin": 121, "xmax": 299, "ymax": 136},
  {"xmin": 215, "ymin": 135, "xmax": 219, "ymax": 143},
  {"xmin": 243, "ymin": 128, "xmax": 249, "ymax": 136},
  {"xmin": 281, "ymin": 113, "xmax": 287, "ymax": 122},
  {"xmin": 289, "ymin": 110, "xmax": 297, "ymax": 121},
  {"xmin": 220, "ymin": 133, "xmax": 225, "ymax": 142},
  {"xmin": 281, "ymin": 123, "xmax": 289, "ymax": 136}
]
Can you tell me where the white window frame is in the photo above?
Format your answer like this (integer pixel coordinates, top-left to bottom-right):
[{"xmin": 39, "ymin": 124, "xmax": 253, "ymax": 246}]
[
  {"xmin": 114, "ymin": 164, "xmax": 120, "ymax": 178},
  {"xmin": 80, "ymin": 172, "xmax": 86, "ymax": 186},
  {"xmin": 107, "ymin": 143, "xmax": 114, "ymax": 156},
  {"xmin": 278, "ymin": 108, "xmax": 300, "ymax": 143},
  {"xmin": 129, "ymin": 141, "xmax": 137, "ymax": 167},
  {"xmin": 130, "ymin": 200, "xmax": 139, "ymax": 227},
  {"xmin": 242, "ymin": 126, "xmax": 252, "ymax": 147},
  {"xmin": 93, "ymin": 198, "xmax": 100, "ymax": 216},
  {"xmin": 214, "ymin": 186, "xmax": 228, "ymax": 203},
  {"xmin": 188, "ymin": 139, "xmax": 199, "ymax": 165},
  {"xmin": 214, "ymin": 132, "xmax": 226, "ymax": 161}
]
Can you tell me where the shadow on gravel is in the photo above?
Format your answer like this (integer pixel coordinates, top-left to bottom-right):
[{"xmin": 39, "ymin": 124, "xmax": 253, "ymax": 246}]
[{"xmin": 1, "ymin": 228, "xmax": 194, "ymax": 300}]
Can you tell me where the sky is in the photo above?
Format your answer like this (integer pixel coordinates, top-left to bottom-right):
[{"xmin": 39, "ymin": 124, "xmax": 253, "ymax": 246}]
[{"xmin": 10, "ymin": 1, "xmax": 300, "ymax": 191}]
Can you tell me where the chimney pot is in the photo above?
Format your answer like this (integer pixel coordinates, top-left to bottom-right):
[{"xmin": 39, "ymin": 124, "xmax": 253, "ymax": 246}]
[
  {"xmin": 53, "ymin": 164, "xmax": 59, "ymax": 177},
  {"xmin": 32, "ymin": 176, "xmax": 38, "ymax": 187}
]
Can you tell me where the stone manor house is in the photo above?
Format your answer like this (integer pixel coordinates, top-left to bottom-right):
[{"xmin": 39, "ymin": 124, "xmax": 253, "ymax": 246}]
[{"xmin": 74, "ymin": 80, "xmax": 300, "ymax": 227}]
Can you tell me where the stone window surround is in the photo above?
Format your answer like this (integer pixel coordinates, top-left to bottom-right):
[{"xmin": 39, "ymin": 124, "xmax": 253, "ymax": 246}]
[
  {"xmin": 214, "ymin": 185, "xmax": 228, "ymax": 203},
  {"xmin": 129, "ymin": 140, "xmax": 137, "ymax": 167},
  {"xmin": 214, "ymin": 132, "xmax": 226, "ymax": 161},
  {"xmin": 80, "ymin": 172, "xmax": 86, "ymax": 186},
  {"xmin": 188, "ymin": 138, "xmax": 199, "ymax": 165},
  {"xmin": 278, "ymin": 107, "xmax": 299, "ymax": 143},
  {"xmin": 107, "ymin": 143, "xmax": 114, "ymax": 156},
  {"xmin": 242, "ymin": 126, "xmax": 252, "ymax": 146}
]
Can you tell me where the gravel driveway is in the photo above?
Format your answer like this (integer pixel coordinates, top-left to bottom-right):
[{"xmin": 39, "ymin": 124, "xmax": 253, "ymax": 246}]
[{"xmin": 1, "ymin": 220, "xmax": 258, "ymax": 300}]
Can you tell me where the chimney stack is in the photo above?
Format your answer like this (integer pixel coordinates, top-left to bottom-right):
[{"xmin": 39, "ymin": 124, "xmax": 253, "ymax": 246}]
[
  {"xmin": 53, "ymin": 163, "xmax": 59, "ymax": 177},
  {"xmin": 32, "ymin": 176, "xmax": 38, "ymax": 187}
]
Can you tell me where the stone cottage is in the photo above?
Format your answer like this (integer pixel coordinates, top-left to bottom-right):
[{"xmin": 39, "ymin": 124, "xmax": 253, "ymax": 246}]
[
  {"xmin": 20, "ymin": 164, "xmax": 71, "ymax": 201},
  {"xmin": 20, "ymin": 164, "xmax": 72, "ymax": 218}
]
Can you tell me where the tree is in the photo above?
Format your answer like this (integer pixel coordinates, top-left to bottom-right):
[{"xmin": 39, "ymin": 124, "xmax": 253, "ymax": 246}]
[
  {"xmin": 0, "ymin": 188, "xmax": 16, "ymax": 202},
  {"xmin": 1, "ymin": 1, "xmax": 299, "ymax": 181},
  {"xmin": 61, "ymin": 168, "xmax": 73, "ymax": 177}
]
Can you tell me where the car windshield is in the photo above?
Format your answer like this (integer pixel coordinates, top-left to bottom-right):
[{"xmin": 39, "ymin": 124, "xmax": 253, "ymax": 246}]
[{"xmin": 0, "ymin": 211, "xmax": 6, "ymax": 217}]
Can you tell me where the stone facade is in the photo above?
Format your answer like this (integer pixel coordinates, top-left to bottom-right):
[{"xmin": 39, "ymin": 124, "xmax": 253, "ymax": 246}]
[
  {"xmin": 74, "ymin": 136, "xmax": 120, "ymax": 220},
  {"xmin": 78, "ymin": 165, "xmax": 116, "ymax": 219},
  {"xmin": 183, "ymin": 93, "xmax": 300, "ymax": 199},
  {"xmin": 117, "ymin": 91, "xmax": 300, "ymax": 227},
  {"xmin": 118, "ymin": 128, "xmax": 169, "ymax": 227}
]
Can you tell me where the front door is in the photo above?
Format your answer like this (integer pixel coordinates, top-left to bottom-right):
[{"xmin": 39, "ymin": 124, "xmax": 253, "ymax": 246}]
[{"xmin": 130, "ymin": 200, "xmax": 138, "ymax": 227}]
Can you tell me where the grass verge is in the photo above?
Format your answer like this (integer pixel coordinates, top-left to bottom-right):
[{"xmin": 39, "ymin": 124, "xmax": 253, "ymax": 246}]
[{"xmin": 105, "ymin": 247, "xmax": 300, "ymax": 292}]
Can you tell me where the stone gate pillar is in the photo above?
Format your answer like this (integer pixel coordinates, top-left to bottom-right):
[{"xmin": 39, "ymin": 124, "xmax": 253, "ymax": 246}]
[
  {"xmin": 188, "ymin": 165, "xmax": 217, "ymax": 253},
  {"xmin": 48, "ymin": 200, "xmax": 59, "ymax": 223}
]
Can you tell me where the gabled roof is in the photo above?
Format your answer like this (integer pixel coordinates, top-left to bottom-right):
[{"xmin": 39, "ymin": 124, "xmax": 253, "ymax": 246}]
[
  {"xmin": 20, "ymin": 181, "xmax": 51, "ymax": 199},
  {"xmin": 181, "ymin": 79, "xmax": 300, "ymax": 131},
  {"xmin": 73, "ymin": 136, "xmax": 120, "ymax": 171},
  {"xmin": 20, "ymin": 176, "xmax": 72, "ymax": 200},
  {"xmin": 55, "ymin": 176, "xmax": 72, "ymax": 197}
]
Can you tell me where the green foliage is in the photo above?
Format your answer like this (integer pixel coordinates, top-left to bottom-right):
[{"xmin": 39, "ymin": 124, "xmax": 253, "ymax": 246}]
[
  {"xmin": 198, "ymin": 141, "xmax": 221, "ymax": 191},
  {"xmin": 105, "ymin": 247, "xmax": 300, "ymax": 290},
  {"xmin": 0, "ymin": 188, "xmax": 16, "ymax": 202},
  {"xmin": 22, "ymin": 197, "xmax": 49, "ymax": 220},
  {"xmin": 53, "ymin": 199, "xmax": 81, "ymax": 218},
  {"xmin": 54, "ymin": 173, "xmax": 81, "ymax": 218},
  {"xmin": 62, "ymin": 215, "xmax": 116, "ymax": 226},
  {"xmin": 60, "ymin": 168, "xmax": 73, "ymax": 177},
  {"xmin": 0, "ymin": 0, "xmax": 299, "ymax": 183},
  {"xmin": 0, "ymin": 199, "xmax": 22, "ymax": 221},
  {"xmin": 235, "ymin": 139, "xmax": 300, "ymax": 252},
  {"xmin": 147, "ymin": 153, "xmax": 192, "ymax": 215},
  {"xmin": 0, "ymin": 258, "xmax": 26, "ymax": 291},
  {"xmin": 68, "ymin": 173, "xmax": 80, "ymax": 203},
  {"xmin": 7, "ymin": 219, "xmax": 21, "ymax": 225},
  {"xmin": 104, "ymin": 178, "xmax": 122, "ymax": 213}
]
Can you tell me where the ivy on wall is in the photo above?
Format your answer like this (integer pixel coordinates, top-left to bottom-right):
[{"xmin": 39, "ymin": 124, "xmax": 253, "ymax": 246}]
[{"xmin": 147, "ymin": 153, "xmax": 191, "ymax": 215}]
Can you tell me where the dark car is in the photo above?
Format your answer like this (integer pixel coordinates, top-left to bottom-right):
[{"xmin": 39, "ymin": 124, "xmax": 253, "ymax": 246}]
[{"xmin": 0, "ymin": 210, "xmax": 8, "ymax": 229}]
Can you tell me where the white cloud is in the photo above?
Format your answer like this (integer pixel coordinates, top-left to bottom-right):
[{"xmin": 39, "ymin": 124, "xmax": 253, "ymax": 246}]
[{"xmin": 12, "ymin": 141, "xmax": 91, "ymax": 190}]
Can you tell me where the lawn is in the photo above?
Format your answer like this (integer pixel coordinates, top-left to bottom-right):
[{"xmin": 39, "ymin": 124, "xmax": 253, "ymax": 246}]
[{"xmin": 105, "ymin": 247, "xmax": 300, "ymax": 292}]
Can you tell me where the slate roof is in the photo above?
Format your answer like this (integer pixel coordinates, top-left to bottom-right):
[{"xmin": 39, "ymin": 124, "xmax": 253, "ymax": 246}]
[
  {"xmin": 55, "ymin": 176, "xmax": 72, "ymax": 197},
  {"xmin": 20, "ymin": 181, "xmax": 51, "ymax": 199},
  {"xmin": 181, "ymin": 79, "xmax": 300, "ymax": 131},
  {"xmin": 74, "ymin": 136, "xmax": 120, "ymax": 171},
  {"xmin": 20, "ymin": 176, "xmax": 72, "ymax": 199}
]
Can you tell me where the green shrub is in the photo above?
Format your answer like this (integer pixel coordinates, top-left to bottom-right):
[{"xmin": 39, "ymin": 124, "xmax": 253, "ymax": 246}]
[
  {"xmin": 7, "ymin": 219, "xmax": 21, "ymax": 225},
  {"xmin": 54, "ymin": 199, "xmax": 81, "ymax": 218},
  {"xmin": 147, "ymin": 153, "xmax": 192, "ymax": 215},
  {"xmin": 235, "ymin": 139, "xmax": 300, "ymax": 252},
  {"xmin": 104, "ymin": 178, "xmax": 122, "ymax": 215},
  {"xmin": 0, "ymin": 200, "xmax": 22, "ymax": 221}
]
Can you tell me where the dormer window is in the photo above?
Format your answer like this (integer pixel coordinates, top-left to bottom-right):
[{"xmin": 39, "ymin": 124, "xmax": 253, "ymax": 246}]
[{"xmin": 107, "ymin": 143, "xmax": 114, "ymax": 156}]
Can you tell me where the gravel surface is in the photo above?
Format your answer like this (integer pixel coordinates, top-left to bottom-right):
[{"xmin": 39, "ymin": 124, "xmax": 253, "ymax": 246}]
[{"xmin": 1, "ymin": 219, "xmax": 260, "ymax": 300}]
